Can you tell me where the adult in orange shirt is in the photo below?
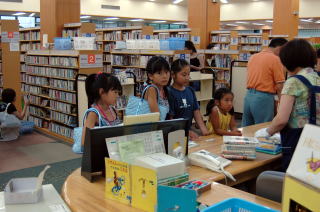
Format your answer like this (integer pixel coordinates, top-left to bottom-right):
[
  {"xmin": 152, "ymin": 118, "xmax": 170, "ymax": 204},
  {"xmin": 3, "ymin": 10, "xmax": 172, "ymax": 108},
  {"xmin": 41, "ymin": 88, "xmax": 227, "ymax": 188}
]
[{"xmin": 242, "ymin": 38, "xmax": 288, "ymax": 127}]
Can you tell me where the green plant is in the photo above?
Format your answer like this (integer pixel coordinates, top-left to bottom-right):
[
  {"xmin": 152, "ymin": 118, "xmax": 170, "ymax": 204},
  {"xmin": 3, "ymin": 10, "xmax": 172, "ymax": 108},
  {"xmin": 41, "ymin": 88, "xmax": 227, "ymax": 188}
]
[{"xmin": 313, "ymin": 43, "xmax": 320, "ymax": 50}]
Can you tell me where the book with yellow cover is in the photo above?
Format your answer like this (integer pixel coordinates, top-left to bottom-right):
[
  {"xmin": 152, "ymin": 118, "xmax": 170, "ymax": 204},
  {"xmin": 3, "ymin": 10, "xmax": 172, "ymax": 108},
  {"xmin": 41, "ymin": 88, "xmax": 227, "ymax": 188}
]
[
  {"xmin": 105, "ymin": 158, "xmax": 131, "ymax": 205},
  {"xmin": 131, "ymin": 165, "xmax": 157, "ymax": 212}
]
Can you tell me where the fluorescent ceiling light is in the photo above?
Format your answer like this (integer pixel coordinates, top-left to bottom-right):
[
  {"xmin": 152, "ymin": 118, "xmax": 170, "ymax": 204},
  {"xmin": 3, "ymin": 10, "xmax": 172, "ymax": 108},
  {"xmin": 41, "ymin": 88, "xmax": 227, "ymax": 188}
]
[
  {"xmin": 104, "ymin": 17, "xmax": 119, "ymax": 20},
  {"xmin": 236, "ymin": 21, "xmax": 249, "ymax": 24},
  {"xmin": 226, "ymin": 24, "xmax": 238, "ymax": 27},
  {"xmin": 265, "ymin": 20, "xmax": 273, "ymax": 23},
  {"xmin": 149, "ymin": 0, "xmax": 155, "ymax": 1},
  {"xmin": 252, "ymin": 0, "xmax": 259, "ymax": 1},
  {"xmin": 172, "ymin": 22, "xmax": 187, "ymax": 25},
  {"xmin": 252, "ymin": 23, "xmax": 264, "ymax": 26},
  {"xmin": 316, "ymin": 21, "xmax": 320, "ymax": 24},
  {"xmin": 220, "ymin": 0, "xmax": 229, "ymax": 3},
  {"xmin": 104, "ymin": 22, "xmax": 115, "ymax": 24},
  {"xmin": 12, "ymin": 12, "xmax": 26, "ymax": 16},
  {"xmin": 301, "ymin": 19, "xmax": 313, "ymax": 22},
  {"xmin": 153, "ymin": 20, "xmax": 167, "ymax": 23},
  {"xmin": 129, "ymin": 19, "xmax": 144, "ymax": 22},
  {"xmin": 29, "ymin": 13, "xmax": 35, "ymax": 17},
  {"xmin": 80, "ymin": 16, "xmax": 91, "ymax": 19},
  {"xmin": 173, "ymin": 0, "xmax": 183, "ymax": 4}
]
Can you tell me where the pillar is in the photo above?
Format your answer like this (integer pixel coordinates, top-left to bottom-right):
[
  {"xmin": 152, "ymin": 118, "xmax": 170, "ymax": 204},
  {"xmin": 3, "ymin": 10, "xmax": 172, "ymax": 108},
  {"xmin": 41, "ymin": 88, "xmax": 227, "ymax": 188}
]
[
  {"xmin": 272, "ymin": 0, "xmax": 299, "ymax": 39},
  {"xmin": 40, "ymin": 0, "xmax": 80, "ymax": 43},
  {"xmin": 188, "ymin": 0, "xmax": 220, "ymax": 49}
]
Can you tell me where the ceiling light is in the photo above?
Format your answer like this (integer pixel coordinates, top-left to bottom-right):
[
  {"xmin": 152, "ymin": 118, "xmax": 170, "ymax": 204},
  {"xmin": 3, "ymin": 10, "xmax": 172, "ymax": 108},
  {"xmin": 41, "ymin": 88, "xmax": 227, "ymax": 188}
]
[
  {"xmin": 220, "ymin": 0, "xmax": 229, "ymax": 3},
  {"xmin": 252, "ymin": 23, "xmax": 264, "ymax": 26},
  {"xmin": 252, "ymin": 0, "xmax": 259, "ymax": 1},
  {"xmin": 12, "ymin": 12, "xmax": 26, "ymax": 16},
  {"xmin": 265, "ymin": 20, "xmax": 273, "ymax": 23},
  {"xmin": 129, "ymin": 19, "xmax": 144, "ymax": 22},
  {"xmin": 29, "ymin": 13, "xmax": 35, "ymax": 17},
  {"xmin": 226, "ymin": 24, "xmax": 238, "ymax": 27},
  {"xmin": 173, "ymin": 0, "xmax": 183, "ymax": 4},
  {"xmin": 172, "ymin": 22, "xmax": 187, "ymax": 25},
  {"xmin": 301, "ymin": 19, "xmax": 313, "ymax": 22},
  {"xmin": 149, "ymin": 0, "xmax": 155, "ymax": 1},
  {"xmin": 104, "ymin": 22, "xmax": 115, "ymax": 24},
  {"xmin": 236, "ymin": 21, "xmax": 249, "ymax": 24},
  {"xmin": 104, "ymin": 17, "xmax": 119, "ymax": 20},
  {"xmin": 316, "ymin": 21, "xmax": 320, "ymax": 24},
  {"xmin": 153, "ymin": 20, "xmax": 167, "ymax": 23},
  {"xmin": 80, "ymin": 16, "xmax": 91, "ymax": 19}
]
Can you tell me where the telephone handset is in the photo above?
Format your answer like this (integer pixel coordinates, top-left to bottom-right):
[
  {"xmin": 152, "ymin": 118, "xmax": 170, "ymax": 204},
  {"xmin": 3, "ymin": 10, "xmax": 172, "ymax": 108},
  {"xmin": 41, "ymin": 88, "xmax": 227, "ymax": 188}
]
[{"xmin": 188, "ymin": 150, "xmax": 236, "ymax": 182}]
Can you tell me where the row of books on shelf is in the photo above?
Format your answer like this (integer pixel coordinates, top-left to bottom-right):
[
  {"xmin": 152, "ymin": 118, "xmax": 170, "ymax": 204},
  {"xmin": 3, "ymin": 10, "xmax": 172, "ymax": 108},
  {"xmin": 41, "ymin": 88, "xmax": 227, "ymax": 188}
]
[
  {"xmin": 49, "ymin": 90, "xmax": 76, "ymax": 104},
  {"xmin": 115, "ymin": 96, "xmax": 127, "ymax": 110},
  {"xmin": 28, "ymin": 115, "xmax": 74, "ymax": 138},
  {"xmin": 240, "ymin": 45, "xmax": 262, "ymax": 52},
  {"xmin": 22, "ymin": 84, "xmax": 76, "ymax": 105},
  {"xmin": 104, "ymin": 54, "xmax": 111, "ymax": 63},
  {"xmin": 26, "ymin": 66, "xmax": 77, "ymax": 79},
  {"xmin": 62, "ymin": 29, "xmax": 81, "ymax": 38},
  {"xmin": 239, "ymin": 37, "xmax": 262, "ymax": 44},
  {"xmin": 104, "ymin": 43, "xmax": 116, "ymax": 52},
  {"xmin": 215, "ymin": 70, "xmax": 230, "ymax": 82},
  {"xmin": 210, "ymin": 43, "xmax": 230, "ymax": 50},
  {"xmin": 211, "ymin": 35, "xmax": 230, "ymax": 43},
  {"xmin": 20, "ymin": 43, "xmax": 41, "ymax": 51},
  {"xmin": 25, "ymin": 76, "xmax": 75, "ymax": 92},
  {"xmin": 239, "ymin": 53, "xmax": 252, "ymax": 61},
  {"xmin": 113, "ymin": 68, "xmax": 147, "ymax": 82},
  {"xmin": 26, "ymin": 56, "xmax": 78, "ymax": 67},
  {"xmin": 112, "ymin": 55, "xmax": 171, "ymax": 68},
  {"xmin": 50, "ymin": 100, "xmax": 76, "ymax": 114},
  {"xmin": 207, "ymin": 55, "xmax": 232, "ymax": 68},
  {"xmin": 153, "ymin": 33, "xmax": 190, "ymax": 40},
  {"xmin": 103, "ymin": 64, "xmax": 112, "ymax": 73},
  {"xmin": 103, "ymin": 31, "xmax": 123, "ymax": 41},
  {"xmin": 20, "ymin": 31, "xmax": 40, "ymax": 40}
]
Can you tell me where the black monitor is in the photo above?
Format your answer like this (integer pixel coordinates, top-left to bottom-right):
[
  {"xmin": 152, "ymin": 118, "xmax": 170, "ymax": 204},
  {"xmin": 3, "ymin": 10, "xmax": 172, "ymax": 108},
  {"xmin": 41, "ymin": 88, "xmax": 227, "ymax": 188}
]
[{"xmin": 81, "ymin": 119, "xmax": 189, "ymax": 182}]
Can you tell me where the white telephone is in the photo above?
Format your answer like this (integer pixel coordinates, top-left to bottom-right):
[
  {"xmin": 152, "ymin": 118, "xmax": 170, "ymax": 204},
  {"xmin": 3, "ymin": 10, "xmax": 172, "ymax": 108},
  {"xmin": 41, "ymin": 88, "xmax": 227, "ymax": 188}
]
[{"xmin": 188, "ymin": 150, "xmax": 236, "ymax": 182}]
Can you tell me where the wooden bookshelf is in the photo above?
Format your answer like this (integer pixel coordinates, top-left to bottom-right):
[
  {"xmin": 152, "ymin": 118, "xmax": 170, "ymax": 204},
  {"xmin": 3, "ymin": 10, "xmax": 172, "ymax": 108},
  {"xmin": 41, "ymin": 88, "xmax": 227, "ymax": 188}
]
[
  {"xmin": 20, "ymin": 27, "xmax": 41, "ymax": 93},
  {"xmin": 24, "ymin": 49, "xmax": 103, "ymax": 143},
  {"xmin": 95, "ymin": 26, "xmax": 154, "ymax": 73},
  {"xmin": 153, "ymin": 28, "xmax": 191, "ymax": 40},
  {"xmin": 0, "ymin": 20, "xmax": 21, "ymax": 108},
  {"xmin": 62, "ymin": 23, "xmax": 96, "ymax": 38},
  {"xmin": 206, "ymin": 30, "xmax": 239, "ymax": 90}
]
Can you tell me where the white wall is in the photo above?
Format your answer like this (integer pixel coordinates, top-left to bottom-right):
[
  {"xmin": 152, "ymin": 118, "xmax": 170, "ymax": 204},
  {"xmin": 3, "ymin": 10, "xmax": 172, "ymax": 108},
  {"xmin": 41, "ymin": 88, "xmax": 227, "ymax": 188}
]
[
  {"xmin": 300, "ymin": 0, "xmax": 320, "ymax": 18},
  {"xmin": 81, "ymin": 0, "xmax": 187, "ymax": 21},
  {"xmin": 0, "ymin": 0, "xmax": 319, "ymax": 21},
  {"xmin": 0, "ymin": 0, "xmax": 39, "ymax": 12},
  {"xmin": 220, "ymin": 1, "xmax": 273, "ymax": 21}
]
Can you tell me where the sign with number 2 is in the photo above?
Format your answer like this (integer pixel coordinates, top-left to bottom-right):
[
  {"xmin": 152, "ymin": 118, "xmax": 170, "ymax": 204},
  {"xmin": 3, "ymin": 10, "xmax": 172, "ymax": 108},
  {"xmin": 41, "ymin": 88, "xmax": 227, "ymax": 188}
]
[{"xmin": 88, "ymin": 54, "xmax": 96, "ymax": 64}]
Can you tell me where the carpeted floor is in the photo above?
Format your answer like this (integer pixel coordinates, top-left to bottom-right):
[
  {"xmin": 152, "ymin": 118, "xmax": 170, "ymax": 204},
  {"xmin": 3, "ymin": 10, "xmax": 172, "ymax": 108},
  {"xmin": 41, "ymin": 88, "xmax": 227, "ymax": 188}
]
[
  {"xmin": 0, "ymin": 131, "xmax": 82, "ymax": 193},
  {"xmin": 0, "ymin": 158, "xmax": 81, "ymax": 193}
]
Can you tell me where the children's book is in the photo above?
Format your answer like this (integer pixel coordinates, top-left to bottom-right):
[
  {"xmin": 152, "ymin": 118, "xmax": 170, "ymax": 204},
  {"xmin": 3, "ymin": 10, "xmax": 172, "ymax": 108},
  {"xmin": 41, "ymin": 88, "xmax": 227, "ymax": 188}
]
[
  {"xmin": 256, "ymin": 137, "xmax": 282, "ymax": 155},
  {"xmin": 287, "ymin": 124, "xmax": 320, "ymax": 189},
  {"xmin": 131, "ymin": 165, "xmax": 157, "ymax": 212},
  {"xmin": 105, "ymin": 158, "xmax": 132, "ymax": 205}
]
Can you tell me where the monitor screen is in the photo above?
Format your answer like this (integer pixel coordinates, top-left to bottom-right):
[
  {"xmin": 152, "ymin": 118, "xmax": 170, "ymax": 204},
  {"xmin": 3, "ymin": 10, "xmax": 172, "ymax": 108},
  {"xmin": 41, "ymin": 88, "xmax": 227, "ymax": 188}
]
[{"xmin": 81, "ymin": 119, "xmax": 189, "ymax": 182}]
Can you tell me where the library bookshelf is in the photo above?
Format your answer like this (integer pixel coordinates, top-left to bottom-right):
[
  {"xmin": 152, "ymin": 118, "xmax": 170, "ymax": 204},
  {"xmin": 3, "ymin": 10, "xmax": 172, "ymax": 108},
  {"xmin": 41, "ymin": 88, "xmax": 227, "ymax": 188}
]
[
  {"xmin": 206, "ymin": 31, "xmax": 239, "ymax": 90},
  {"xmin": 95, "ymin": 26, "xmax": 153, "ymax": 73},
  {"xmin": 62, "ymin": 23, "xmax": 96, "ymax": 38},
  {"xmin": 20, "ymin": 27, "xmax": 41, "ymax": 97},
  {"xmin": 153, "ymin": 28, "xmax": 191, "ymax": 40},
  {"xmin": 23, "ymin": 49, "xmax": 103, "ymax": 143}
]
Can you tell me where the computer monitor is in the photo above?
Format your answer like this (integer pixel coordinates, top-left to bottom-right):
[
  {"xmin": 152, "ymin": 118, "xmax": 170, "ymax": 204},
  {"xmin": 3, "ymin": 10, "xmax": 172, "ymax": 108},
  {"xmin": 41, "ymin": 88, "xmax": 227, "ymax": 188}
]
[{"xmin": 81, "ymin": 119, "xmax": 189, "ymax": 182}]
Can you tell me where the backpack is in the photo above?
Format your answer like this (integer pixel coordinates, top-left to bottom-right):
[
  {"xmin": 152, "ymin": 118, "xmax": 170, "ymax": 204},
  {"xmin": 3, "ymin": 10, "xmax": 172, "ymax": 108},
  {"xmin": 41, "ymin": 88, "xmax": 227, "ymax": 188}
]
[{"xmin": 292, "ymin": 71, "xmax": 320, "ymax": 125}]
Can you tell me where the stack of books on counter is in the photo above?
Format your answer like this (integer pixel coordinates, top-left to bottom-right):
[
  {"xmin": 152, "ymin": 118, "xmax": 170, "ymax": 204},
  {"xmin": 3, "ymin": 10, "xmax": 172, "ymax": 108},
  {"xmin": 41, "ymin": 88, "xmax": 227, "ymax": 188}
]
[
  {"xmin": 255, "ymin": 133, "xmax": 281, "ymax": 155},
  {"xmin": 222, "ymin": 136, "xmax": 259, "ymax": 160}
]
